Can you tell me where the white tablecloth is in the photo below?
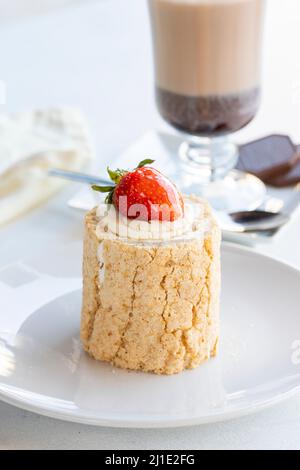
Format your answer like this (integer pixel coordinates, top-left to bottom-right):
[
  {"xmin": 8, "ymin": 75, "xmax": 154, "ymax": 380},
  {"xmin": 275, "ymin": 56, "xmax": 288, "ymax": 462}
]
[{"xmin": 0, "ymin": 0, "xmax": 300, "ymax": 450}]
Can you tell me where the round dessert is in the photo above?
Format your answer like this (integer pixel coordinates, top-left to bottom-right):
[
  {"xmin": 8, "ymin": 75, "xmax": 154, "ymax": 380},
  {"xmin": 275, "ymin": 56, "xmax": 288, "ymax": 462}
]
[{"xmin": 81, "ymin": 161, "xmax": 221, "ymax": 375}]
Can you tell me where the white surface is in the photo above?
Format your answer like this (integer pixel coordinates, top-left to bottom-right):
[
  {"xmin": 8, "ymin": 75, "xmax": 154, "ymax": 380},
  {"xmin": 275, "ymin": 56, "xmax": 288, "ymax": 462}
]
[
  {"xmin": 1, "ymin": 245, "xmax": 300, "ymax": 428},
  {"xmin": 0, "ymin": 0, "xmax": 300, "ymax": 450},
  {"xmin": 0, "ymin": 0, "xmax": 89, "ymax": 24}
]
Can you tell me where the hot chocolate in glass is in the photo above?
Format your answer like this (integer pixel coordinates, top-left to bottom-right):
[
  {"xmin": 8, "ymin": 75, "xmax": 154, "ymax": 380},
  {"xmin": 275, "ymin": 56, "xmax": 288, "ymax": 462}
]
[{"xmin": 148, "ymin": 0, "xmax": 267, "ymax": 210}]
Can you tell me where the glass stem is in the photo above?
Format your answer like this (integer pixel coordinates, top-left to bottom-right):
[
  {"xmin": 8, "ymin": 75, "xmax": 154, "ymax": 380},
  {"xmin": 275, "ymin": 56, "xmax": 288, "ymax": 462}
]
[{"xmin": 179, "ymin": 135, "xmax": 238, "ymax": 184}]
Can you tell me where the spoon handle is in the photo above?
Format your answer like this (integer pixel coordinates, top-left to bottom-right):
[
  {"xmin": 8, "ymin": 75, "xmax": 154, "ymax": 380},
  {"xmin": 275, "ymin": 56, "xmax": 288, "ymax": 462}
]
[{"xmin": 48, "ymin": 168, "xmax": 111, "ymax": 186}]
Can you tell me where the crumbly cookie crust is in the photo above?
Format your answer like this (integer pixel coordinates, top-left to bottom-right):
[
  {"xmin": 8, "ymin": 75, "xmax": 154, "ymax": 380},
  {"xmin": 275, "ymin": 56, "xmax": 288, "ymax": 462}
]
[{"xmin": 81, "ymin": 199, "xmax": 221, "ymax": 375}]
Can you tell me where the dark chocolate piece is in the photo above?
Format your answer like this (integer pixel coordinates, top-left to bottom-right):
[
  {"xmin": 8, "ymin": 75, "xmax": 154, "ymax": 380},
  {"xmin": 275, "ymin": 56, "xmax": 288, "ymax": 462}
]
[
  {"xmin": 266, "ymin": 150, "xmax": 300, "ymax": 187},
  {"xmin": 237, "ymin": 134, "xmax": 296, "ymax": 175},
  {"xmin": 237, "ymin": 134, "xmax": 300, "ymax": 187},
  {"xmin": 259, "ymin": 152, "xmax": 300, "ymax": 182}
]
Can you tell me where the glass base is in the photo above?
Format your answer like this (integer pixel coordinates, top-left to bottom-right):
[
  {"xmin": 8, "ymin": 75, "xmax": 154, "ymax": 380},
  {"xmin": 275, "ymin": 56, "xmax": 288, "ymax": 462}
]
[
  {"xmin": 179, "ymin": 135, "xmax": 238, "ymax": 182},
  {"xmin": 177, "ymin": 169, "xmax": 266, "ymax": 213},
  {"xmin": 175, "ymin": 136, "xmax": 266, "ymax": 212}
]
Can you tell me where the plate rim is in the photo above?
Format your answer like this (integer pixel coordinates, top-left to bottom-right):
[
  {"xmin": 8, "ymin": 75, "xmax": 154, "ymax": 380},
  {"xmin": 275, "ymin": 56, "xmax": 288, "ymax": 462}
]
[{"xmin": 1, "ymin": 242, "xmax": 300, "ymax": 428}]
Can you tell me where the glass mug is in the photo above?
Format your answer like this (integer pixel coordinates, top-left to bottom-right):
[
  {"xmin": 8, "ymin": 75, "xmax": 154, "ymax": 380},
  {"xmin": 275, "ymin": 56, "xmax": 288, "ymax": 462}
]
[{"xmin": 148, "ymin": 0, "xmax": 267, "ymax": 211}]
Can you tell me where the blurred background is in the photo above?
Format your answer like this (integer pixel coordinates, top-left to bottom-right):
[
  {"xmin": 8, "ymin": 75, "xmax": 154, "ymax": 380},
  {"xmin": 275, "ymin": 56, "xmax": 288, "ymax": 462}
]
[
  {"xmin": 0, "ymin": 0, "xmax": 88, "ymax": 22},
  {"xmin": 1, "ymin": 0, "xmax": 300, "ymax": 172}
]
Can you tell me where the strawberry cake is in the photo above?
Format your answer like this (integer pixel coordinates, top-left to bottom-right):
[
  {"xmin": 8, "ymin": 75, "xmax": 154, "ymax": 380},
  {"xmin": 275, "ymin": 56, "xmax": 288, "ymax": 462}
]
[{"xmin": 81, "ymin": 160, "xmax": 221, "ymax": 375}]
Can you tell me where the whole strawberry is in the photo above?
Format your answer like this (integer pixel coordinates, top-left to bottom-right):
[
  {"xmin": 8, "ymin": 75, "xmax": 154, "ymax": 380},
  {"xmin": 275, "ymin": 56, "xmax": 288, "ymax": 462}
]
[{"xmin": 92, "ymin": 159, "xmax": 184, "ymax": 222}]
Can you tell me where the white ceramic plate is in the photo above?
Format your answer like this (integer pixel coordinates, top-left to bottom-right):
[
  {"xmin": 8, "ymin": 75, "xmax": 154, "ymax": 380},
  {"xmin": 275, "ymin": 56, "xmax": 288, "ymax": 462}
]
[{"xmin": 0, "ymin": 243, "xmax": 300, "ymax": 428}]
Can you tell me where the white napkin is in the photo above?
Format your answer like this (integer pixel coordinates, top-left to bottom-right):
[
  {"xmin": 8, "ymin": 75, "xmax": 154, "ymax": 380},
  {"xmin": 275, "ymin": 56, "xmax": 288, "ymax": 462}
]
[{"xmin": 0, "ymin": 107, "xmax": 94, "ymax": 226}]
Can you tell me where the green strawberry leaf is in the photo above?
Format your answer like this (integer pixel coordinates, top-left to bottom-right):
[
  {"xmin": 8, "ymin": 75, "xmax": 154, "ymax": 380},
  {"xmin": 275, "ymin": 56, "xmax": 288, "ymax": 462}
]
[
  {"xmin": 136, "ymin": 159, "xmax": 155, "ymax": 168},
  {"xmin": 107, "ymin": 167, "xmax": 126, "ymax": 184},
  {"xmin": 105, "ymin": 189, "xmax": 114, "ymax": 204},
  {"xmin": 91, "ymin": 185, "xmax": 115, "ymax": 193}
]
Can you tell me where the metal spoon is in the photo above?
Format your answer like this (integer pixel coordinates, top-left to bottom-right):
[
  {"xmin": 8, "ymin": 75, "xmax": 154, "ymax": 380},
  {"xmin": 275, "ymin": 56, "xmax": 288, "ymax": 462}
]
[
  {"xmin": 48, "ymin": 168, "xmax": 111, "ymax": 186},
  {"xmin": 217, "ymin": 210, "xmax": 290, "ymax": 233},
  {"xmin": 48, "ymin": 168, "xmax": 291, "ymax": 232},
  {"xmin": 225, "ymin": 189, "xmax": 300, "ymax": 232}
]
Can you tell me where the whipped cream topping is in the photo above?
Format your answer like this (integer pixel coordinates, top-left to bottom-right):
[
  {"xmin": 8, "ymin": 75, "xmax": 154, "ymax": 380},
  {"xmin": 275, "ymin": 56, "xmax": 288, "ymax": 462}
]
[{"xmin": 95, "ymin": 198, "xmax": 210, "ymax": 242}]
